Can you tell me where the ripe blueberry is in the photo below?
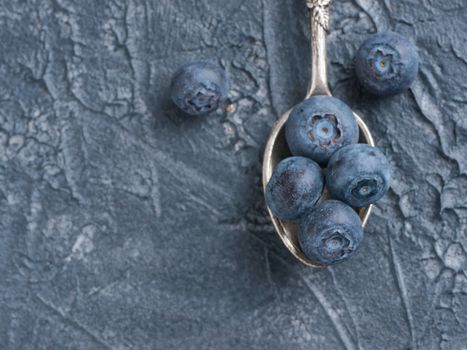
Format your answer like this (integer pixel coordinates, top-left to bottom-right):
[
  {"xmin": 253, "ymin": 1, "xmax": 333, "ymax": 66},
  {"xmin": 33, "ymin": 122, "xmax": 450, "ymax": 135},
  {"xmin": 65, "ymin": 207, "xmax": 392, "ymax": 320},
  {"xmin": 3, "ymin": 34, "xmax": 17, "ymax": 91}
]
[
  {"xmin": 298, "ymin": 200, "xmax": 364, "ymax": 266},
  {"xmin": 327, "ymin": 144, "xmax": 391, "ymax": 207},
  {"xmin": 170, "ymin": 61, "xmax": 229, "ymax": 115},
  {"xmin": 355, "ymin": 31, "xmax": 419, "ymax": 96},
  {"xmin": 285, "ymin": 96, "xmax": 359, "ymax": 165},
  {"xmin": 265, "ymin": 157, "xmax": 324, "ymax": 221}
]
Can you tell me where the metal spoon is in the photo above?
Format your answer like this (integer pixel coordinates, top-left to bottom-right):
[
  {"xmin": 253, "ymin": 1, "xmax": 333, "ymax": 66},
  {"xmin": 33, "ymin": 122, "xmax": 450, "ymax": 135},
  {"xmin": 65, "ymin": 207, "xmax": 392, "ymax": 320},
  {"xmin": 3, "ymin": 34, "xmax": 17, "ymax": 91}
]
[{"xmin": 262, "ymin": 0, "xmax": 375, "ymax": 267}]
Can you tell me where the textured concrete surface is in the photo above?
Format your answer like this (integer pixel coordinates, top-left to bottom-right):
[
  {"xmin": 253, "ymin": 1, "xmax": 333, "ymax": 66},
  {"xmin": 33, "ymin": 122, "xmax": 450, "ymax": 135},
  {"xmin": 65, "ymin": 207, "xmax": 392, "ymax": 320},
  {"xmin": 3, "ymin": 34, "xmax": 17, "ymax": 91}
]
[{"xmin": 0, "ymin": 0, "xmax": 466, "ymax": 349}]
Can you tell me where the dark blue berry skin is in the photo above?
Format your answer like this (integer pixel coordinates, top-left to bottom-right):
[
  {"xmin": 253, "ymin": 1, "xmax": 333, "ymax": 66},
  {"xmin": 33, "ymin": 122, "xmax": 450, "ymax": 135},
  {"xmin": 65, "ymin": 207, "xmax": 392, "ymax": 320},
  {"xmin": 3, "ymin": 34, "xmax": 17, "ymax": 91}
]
[
  {"xmin": 285, "ymin": 96, "xmax": 359, "ymax": 165},
  {"xmin": 327, "ymin": 144, "xmax": 391, "ymax": 208},
  {"xmin": 170, "ymin": 61, "xmax": 229, "ymax": 115},
  {"xmin": 298, "ymin": 200, "xmax": 364, "ymax": 266},
  {"xmin": 355, "ymin": 32, "xmax": 419, "ymax": 96},
  {"xmin": 265, "ymin": 157, "xmax": 324, "ymax": 221}
]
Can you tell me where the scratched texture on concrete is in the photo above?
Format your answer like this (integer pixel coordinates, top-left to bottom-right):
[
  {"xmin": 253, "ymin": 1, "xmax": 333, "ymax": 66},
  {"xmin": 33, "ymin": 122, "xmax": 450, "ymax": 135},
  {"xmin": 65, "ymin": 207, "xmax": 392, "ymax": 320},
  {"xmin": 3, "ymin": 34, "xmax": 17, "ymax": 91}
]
[{"xmin": 0, "ymin": 0, "xmax": 466, "ymax": 349}]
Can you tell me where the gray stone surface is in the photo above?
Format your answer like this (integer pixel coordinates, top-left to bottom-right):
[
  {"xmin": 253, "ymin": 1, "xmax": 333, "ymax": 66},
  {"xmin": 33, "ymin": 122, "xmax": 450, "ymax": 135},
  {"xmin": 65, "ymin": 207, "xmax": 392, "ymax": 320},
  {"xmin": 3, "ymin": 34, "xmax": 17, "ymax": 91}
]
[{"xmin": 0, "ymin": 0, "xmax": 466, "ymax": 349}]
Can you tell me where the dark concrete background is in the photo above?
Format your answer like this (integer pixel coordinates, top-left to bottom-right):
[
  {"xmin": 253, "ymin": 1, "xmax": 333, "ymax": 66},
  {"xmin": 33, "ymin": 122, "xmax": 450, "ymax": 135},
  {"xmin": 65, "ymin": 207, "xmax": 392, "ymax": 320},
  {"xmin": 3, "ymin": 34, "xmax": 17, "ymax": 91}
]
[{"xmin": 0, "ymin": 0, "xmax": 466, "ymax": 349}]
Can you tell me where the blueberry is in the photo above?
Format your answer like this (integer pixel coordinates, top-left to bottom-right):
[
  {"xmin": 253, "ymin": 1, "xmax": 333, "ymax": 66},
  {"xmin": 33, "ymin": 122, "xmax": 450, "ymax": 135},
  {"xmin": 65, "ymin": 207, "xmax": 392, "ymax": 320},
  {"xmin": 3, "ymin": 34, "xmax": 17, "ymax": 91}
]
[
  {"xmin": 265, "ymin": 157, "xmax": 324, "ymax": 221},
  {"xmin": 170, "ymin": 61, "xmax": 229, "ymax": 115},
  {"xmin": 355, "ymin": 32, "xmax": 419, "ymax": 96},
  {"xmin": 285, "ymin": 96, "xmax": 359, "ymax": 165},
  {"xmin": 327, "ymin": 144, "xmax": 391, "ymax": 207},
  {"xmin": 298, "ymin": 200, "xmax": 364, "ymax": 266}
]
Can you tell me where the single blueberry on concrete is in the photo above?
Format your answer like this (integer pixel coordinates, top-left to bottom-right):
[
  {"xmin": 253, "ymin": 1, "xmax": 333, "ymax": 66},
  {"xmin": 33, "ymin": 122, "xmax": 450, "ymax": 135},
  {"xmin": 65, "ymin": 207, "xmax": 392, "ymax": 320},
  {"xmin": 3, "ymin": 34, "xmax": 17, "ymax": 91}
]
[
  {"xmin": 285, "ymin": 96, "xmax": 359, "ymax": 165},
  {"xmin": 170, "ymin": 61, "xmax": 229, "ymax": 115},
  {"xmin": 265, "ymin": 157, "xmax": 324, "ymax": 221},
  {"xmin": 355, "ymin": 31, "xmax": 419, "ymax": 96},
  {"xmin": 327, "ymin": 143, "xmax": 391, "ymax": 207},
  {"xmin": 298, "ymin": 200, "xmax": 364, "ymax": 266}
]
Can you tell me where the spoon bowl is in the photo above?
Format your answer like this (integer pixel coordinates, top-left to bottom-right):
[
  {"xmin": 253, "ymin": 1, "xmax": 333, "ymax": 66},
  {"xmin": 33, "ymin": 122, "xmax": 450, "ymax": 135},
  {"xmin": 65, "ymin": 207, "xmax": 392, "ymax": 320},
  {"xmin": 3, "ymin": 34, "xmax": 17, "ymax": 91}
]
[
  {"xmin": 263, "ymin": 109, "xmax": 374, "ymax": 267},
  {"xmin": 262, "ymin": 0, "xmax": 375, "ymax": 267}
]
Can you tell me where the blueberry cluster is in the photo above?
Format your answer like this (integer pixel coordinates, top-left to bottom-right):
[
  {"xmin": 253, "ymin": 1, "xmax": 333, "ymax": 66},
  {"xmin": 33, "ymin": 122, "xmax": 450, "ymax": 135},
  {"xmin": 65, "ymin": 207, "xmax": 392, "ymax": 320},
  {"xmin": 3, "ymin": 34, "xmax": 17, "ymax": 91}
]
[
  {"xmin": 168, "ymin": 32, "xmax": 417, "ymax": 266},
  {"xmin": 262, "ymin": 31, "xmax": 418, "ymax": 266},
  {"xmin": 265, "ymin": 95, "xmax": 391, "ymax": 266}
]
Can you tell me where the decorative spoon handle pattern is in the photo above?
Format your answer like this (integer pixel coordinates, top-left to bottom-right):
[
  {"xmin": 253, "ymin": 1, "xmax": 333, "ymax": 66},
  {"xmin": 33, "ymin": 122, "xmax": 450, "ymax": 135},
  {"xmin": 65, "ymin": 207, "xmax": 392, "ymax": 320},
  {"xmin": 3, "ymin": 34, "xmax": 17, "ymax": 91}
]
[
  {"xmin": 306, "ymin": 0, "xmax": 331, "ymax": 97},
  {"xmin": 306, "ymin": 0, "xmax": 331, "ymax": 31}
]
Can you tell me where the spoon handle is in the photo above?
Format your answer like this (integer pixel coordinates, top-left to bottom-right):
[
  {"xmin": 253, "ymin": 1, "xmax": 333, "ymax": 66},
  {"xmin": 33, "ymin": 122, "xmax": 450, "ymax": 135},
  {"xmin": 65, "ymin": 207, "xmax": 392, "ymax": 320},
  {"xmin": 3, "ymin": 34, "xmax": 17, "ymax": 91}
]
[{"xmin": 306, "ymin": 0, "xmax": 332, "ymax": 97}]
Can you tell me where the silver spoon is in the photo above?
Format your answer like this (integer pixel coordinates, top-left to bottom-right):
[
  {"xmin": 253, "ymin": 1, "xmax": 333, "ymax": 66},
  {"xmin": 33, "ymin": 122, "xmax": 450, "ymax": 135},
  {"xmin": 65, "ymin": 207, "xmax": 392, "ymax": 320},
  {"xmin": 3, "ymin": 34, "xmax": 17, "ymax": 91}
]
[{"xmin": 262, "ymin": 0, "xmax": 375, "ymax": 267}]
